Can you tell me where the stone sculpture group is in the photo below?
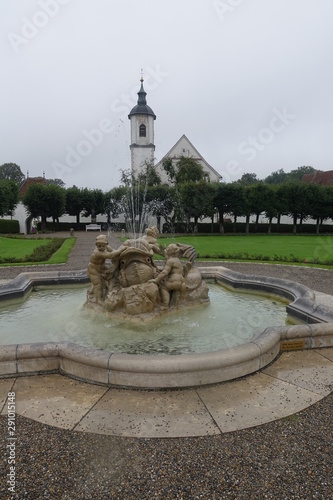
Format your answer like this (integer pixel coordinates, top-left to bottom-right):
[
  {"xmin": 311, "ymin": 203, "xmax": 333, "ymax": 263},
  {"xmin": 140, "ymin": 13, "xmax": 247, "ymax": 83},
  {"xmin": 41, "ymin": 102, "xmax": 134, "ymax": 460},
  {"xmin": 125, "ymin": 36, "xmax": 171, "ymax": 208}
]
[{"xmin": 85, "ymin": 227, "xmax": 209, "ymax": 321}]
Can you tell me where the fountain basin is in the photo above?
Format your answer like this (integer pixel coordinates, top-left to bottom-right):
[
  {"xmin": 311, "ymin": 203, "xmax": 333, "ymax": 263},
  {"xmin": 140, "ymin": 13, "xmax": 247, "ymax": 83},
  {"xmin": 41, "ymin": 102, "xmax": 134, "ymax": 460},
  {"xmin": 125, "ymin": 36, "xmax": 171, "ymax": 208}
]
[{"xmin": 0, "ymin": 267, "xmax": 332, "ymax": 388}]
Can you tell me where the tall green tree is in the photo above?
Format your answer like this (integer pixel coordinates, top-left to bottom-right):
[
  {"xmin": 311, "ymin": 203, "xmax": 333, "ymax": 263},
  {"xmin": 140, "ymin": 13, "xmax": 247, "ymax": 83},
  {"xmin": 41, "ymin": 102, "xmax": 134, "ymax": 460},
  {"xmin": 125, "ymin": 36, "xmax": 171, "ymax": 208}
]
[
  {"xmin": 66, "ymin": 186, "xmax": 84, "ymax": 228},
  {"xmin": 288, "ymin": 166, "xmax": 316, "ymax": 182},
  {"xmin": 0, "ymin": 180, "xmax": 19, "ymax": 217},
  {"xmin": 146, "ymin": 184, "xmax": 175, "ymax": 233},
  {"xmin": 214, "ymin": 183, "xmax": 235, "ymax": 234},
  {"xmin": 283, "ymin": 183, "xmax": 308, "ymax": 234},
  {"xmin": 248, "ymin": 183, "xmax": 272, "ymax": 231},
  {"xmin": 264, "ymin": 168, "xmax": 287, "ymax": 185},
  {"xmin": 226, "ymin": 183, "xmax": 245, "ymax": 232},
  {"xmin": 82, "ymin": 188, "xmax": 106, "ymax": 223},
  {"xmin": 162, "ymin": 156, "xmax": 208, "ymax": 185},
  {"xmin": 23, "ymin": 184, "xmax": 65, "ymax": 230},
  {"xmin": 0, "ymin": 163, "xmax": 25, "ymax": 185},
  {"xmin": 264, "ymin": 185, "xmax": 280, "ymax": 233},
  {"xmin": 179, "ymin": 181, "xmax": 216, "ymax": 232},
  {"xmin": 236, "ymin": 172, "xmax": 259, "ymax": 185}
]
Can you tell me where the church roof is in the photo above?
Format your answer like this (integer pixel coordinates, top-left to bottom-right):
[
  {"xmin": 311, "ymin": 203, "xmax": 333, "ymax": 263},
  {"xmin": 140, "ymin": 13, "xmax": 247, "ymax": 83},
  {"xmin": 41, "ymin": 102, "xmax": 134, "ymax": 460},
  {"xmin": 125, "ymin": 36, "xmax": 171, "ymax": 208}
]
[
  {"xmin": 128, "ymin": 78, "xmax": 156, "ymax": 119},
  {"xmin": 19, "ymin": 177, "xmax": 46, "ymax": 198},
  {"xmin": 301, "ymin": 170, "xmax": 333, "ymax": 186}
]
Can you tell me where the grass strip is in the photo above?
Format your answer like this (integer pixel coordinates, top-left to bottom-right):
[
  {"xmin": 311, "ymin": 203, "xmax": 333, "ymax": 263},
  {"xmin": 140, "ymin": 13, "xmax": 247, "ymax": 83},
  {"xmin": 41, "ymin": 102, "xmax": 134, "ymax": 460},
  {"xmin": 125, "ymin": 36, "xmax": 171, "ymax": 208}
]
[
  {"xmin": 0, "ymin": 237, "xmax": 76, "ymax": 266},
  {"xmin": 156, "ymin": 234, "xmax": 333, "ymax": 266}
]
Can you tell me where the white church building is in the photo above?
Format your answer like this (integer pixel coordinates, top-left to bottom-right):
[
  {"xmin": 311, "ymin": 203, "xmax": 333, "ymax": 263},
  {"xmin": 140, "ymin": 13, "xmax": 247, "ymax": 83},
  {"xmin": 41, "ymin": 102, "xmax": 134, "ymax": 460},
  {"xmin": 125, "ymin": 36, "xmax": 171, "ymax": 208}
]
[{"xmin": 128, "ymin": 77, "xmax": 221, "ymax": 183}]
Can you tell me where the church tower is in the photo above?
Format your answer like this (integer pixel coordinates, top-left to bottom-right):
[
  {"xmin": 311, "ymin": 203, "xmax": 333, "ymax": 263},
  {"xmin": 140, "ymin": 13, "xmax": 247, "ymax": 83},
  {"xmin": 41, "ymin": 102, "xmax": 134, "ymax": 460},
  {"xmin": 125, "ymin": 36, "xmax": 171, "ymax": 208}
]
[{"xmin": 128, "ymin": 76, "xmax": 156, "ymax": 172}]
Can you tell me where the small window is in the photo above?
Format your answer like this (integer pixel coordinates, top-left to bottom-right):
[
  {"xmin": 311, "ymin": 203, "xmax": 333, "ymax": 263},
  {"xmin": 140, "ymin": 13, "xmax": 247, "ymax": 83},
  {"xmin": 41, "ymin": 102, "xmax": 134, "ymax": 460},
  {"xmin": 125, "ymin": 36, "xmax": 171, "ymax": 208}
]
[{"xmin": 139, "ymin": 124, "xmax": 146, "ymax": 137}]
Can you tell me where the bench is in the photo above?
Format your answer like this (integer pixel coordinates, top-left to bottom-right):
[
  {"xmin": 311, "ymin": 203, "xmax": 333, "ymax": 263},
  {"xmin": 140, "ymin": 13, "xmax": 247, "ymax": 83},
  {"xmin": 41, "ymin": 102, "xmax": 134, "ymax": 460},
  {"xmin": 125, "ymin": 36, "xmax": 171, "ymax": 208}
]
[{"xmin": 86, "ymin": 224, "xmax": 101, "ymax": 232}]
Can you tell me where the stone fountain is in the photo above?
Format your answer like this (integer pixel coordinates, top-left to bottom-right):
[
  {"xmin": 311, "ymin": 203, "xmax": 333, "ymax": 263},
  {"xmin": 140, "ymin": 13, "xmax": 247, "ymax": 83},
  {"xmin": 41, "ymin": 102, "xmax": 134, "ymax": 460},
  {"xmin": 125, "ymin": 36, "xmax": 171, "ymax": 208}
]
[
  {"xmin": 84, "ymin": 227, "xmax": 209, "ymax": 321},
  {"xmin": 0, "ymin": 228, "xmax": 332, "ymax": 389}
]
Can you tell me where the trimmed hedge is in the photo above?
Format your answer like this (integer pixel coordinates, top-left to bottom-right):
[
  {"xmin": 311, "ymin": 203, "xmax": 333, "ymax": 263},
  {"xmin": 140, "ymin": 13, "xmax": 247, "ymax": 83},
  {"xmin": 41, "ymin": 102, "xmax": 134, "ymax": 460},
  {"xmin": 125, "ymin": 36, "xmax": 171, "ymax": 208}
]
[
  {"xmin": 37, "ymin": 221, "xmax": 127, "ymax": 232},
  {"xmin": 0, "ymin": 219, "xmax": 20, "ymax": 234},
  {"xmin": 163, "ymin": 222, "xmax": 333, "ymax": 234}
]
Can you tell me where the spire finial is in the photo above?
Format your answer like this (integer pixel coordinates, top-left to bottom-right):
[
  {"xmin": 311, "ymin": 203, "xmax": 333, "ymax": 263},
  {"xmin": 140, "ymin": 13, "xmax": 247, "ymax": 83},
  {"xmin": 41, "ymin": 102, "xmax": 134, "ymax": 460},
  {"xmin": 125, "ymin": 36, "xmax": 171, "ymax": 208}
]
[{"xmin": 140, "ymin": 68, "xmax": 144, "ymax": 82}]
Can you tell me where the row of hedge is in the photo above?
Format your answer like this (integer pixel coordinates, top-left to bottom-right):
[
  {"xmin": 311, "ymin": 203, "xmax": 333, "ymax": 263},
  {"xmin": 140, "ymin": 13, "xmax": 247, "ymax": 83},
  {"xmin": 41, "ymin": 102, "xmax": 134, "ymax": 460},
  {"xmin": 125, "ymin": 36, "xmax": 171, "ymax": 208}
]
[
  {"xmin": 163, "ymin": 222, "xmax": 333, "ymax": 234},
  {"xmin": 0, "ymin": 219, "xmax": 20, "ymax": 234},
  {"xmin": 2, "ymin": 219, "xmax": 332, "ymax": 235},
  {"xmin": 42, "ymin": 221, "xmax": 333, "ymax": 234}
]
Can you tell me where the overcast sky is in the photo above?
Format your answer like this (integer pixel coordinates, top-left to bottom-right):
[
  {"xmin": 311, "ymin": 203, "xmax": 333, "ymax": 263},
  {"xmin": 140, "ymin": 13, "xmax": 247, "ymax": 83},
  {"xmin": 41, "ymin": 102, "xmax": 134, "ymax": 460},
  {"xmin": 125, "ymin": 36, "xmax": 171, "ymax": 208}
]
[{"xmin": 1, "ymin": 0, "xmax": 332, "ymax": 189}]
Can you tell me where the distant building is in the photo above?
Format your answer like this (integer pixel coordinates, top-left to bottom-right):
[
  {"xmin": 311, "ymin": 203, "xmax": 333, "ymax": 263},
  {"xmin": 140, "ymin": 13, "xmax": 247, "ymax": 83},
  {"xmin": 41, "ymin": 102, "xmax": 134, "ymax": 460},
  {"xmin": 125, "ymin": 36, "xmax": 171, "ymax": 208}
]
[
  {"xmin": 19, "ymin": 176, "xmax": 46, "ymax": 197},
  {"xmin": 13, "ymin": 176, "xmax": 47, "ymax": 234},
  {"xmin": 155, "ymin": 134, "xmax": 222, "ymax": 183},
  {"xmin": 128, "ymin": 77, "xmax": 221, "ymax": 183},
  {"xmin": 301, "ymin": 170, "xmax": 333, "ymax": 186}
]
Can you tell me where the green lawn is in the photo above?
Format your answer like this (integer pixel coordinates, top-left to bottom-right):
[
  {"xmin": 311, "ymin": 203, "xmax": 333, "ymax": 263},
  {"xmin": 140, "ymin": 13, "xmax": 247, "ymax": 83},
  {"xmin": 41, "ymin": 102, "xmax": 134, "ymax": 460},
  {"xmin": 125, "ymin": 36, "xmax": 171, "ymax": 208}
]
[
  {"xmin": 157, "ymin": 235, "xmax": 333, "ymax": 266},
  {"xmin": 0, "ymin": 236, "xmax": 76, "ymax": 265}
]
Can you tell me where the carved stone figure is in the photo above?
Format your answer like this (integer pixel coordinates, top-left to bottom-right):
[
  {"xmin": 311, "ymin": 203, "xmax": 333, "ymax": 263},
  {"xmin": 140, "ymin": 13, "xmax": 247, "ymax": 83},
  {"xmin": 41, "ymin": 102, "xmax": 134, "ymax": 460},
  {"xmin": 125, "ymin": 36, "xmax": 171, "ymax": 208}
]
[
  {"xmin": 87, "ymin": 235, "xmax": 117, "ymax": 304},
  {"xmin": 85, "ymin": 228, "xmax": 209, "ymax": 321}
]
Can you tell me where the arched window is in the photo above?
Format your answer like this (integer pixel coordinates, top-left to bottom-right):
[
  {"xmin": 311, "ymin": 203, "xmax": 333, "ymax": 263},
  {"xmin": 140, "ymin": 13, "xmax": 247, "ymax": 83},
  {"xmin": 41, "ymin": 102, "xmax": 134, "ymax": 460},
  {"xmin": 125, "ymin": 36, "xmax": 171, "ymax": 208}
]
[{"xmin": 139, "ymin": 124, "xmax": 146, "ymax": 137}]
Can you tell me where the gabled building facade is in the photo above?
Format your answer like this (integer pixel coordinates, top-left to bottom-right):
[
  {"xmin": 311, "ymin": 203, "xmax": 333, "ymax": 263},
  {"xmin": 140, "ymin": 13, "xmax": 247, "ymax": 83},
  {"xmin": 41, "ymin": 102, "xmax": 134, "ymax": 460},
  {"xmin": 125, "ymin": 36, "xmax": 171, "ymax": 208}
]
[{"xmin": 155, "ymin": 134, "xmax": 222, "ymax": 183}]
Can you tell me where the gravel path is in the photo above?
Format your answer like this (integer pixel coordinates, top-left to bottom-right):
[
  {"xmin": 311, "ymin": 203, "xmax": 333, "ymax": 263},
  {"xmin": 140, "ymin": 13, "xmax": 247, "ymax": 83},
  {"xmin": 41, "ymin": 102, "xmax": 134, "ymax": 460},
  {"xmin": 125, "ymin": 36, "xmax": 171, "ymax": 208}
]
[
  {"xmin": 0, "ymin": 232, "xmax": 332, "ymax": 498},
  {"xmin": 0, "ymin": 394, "xmax": 332, "ymax": 499}
]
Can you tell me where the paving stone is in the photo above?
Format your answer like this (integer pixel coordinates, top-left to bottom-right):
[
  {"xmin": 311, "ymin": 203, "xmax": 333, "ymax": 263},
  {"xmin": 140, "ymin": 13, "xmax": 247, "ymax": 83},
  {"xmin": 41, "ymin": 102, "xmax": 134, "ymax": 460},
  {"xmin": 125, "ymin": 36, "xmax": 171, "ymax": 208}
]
[
  {"xmin": 75, "ymin": 387, "xmax": 220, "ymax": 438},
  {"xmin": 263, "ymin": 349, "xmax": 333, "ymax": 396},
  {"xmin": 0, "ymin": 378, "xmax": 16, "ymax": 412},
  {"xmin": 0, "ymin": 374, "xmax": 108, "ymax": 429},
  {"xmin": 197, "ymin": 372, "xmax": 322, "ymax": 433}
]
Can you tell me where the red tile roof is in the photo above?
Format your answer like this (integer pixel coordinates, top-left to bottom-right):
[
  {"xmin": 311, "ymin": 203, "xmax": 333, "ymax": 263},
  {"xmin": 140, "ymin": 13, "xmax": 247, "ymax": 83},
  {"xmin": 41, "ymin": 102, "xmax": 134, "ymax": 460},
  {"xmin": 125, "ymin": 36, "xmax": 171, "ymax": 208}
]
[
  {"xmin": 19, "ymin": 177, "xmax": 46, "ymax": 198},
  {"xmin": 301, "ymin": 170, "xmax": 333, "ymax": 186}
]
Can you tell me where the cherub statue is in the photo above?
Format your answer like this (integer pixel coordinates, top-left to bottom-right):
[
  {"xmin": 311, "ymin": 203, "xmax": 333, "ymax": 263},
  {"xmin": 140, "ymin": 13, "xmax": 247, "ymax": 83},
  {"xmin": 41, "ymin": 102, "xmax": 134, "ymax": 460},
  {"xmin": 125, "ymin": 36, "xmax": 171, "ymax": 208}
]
[
  {"xmin": 149, "ymin": 243, "xmax": 187, "ymax": 307},
  {"xmin": 87, "ymin": 235, "xmax": 117, "ymax": 304}
]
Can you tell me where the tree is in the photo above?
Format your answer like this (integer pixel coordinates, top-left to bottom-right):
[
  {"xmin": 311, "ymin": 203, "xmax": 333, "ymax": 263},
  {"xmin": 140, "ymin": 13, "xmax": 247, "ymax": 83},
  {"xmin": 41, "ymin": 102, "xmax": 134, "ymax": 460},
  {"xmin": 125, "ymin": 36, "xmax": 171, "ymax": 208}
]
[
  {"xmin": 163, "ymin": 156, "xmax": 208, "ymax": 185},
  {"xmin": 0, "ymin": 180, "xmax": 19, "ymax": 217},
  {"xmin": 137, "ymin": 162, "xmax": 161, "ymax": 187},
  {"xmin": 214, "ymin": 183, "xmax": 235, "ymax": 234},
  {"xmin": 264, "ymin": 185, "xmax": 280, "ymax": 233},
  {"xmin": 248, "ymin": 183, "xmax": 272, "ymax": 231},
  {"xmin": 23, "ymin": 184, "xmax": 65, "ymax": 230},
  {"xmin": 299, "ymin": 184, "xmax": 332, "ymax": 234},
  {"xmin": 45, "ymin": 185, "xmax": 66, "ymax": 228},
  {"xmin": 179, "ymin": 181, "xmax": 216, "ymax": 232},
  {"xmin": 242, "ymin": 186, "xmax": 256, "ymax": 234},
  {"xmin": 82, "ymin": 188, "xmax": 106, "ymax": 223},
  {"xmin": 264, "ymin": 168, "xmax": 287, "ymax": 185},
  {"xmin": 46, "ymin": 178, "xmax": 66, "ymax": 188},
  {"xmin": 283, "ymin": 183, "xmax": 308, "ymax": 234},
  {"xmin": 0, "ymin": 163, "xmax": 25, "ymax": 185},
  {"xmin": 145, "ymin": 184, "xmax": 175, "ymax": 233},
  {"xmin": 287, "ymin": 166, "xmax": 316, "ymax": 182},
  {"xmin": 226, "ymin": 183, "xmax": 245, "ymax": 232},
  {"xmin": 104, "ymin": 187, "xmax": 127, "ymax": 227},
  {"xmin": 66, "ymin": 186, "xmax": 84, "ymax": 228},
  {"xmin": 236, "ymin": 172, "xmax": 259, "ymax": 185}
]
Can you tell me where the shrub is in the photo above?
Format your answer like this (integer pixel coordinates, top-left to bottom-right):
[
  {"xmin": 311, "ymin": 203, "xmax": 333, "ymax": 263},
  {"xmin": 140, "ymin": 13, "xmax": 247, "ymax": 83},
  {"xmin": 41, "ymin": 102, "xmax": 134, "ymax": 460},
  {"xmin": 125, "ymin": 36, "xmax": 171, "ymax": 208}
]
[{"xmin": 0, "ymin": 219, "xmax": 20, "ymax": 234}]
